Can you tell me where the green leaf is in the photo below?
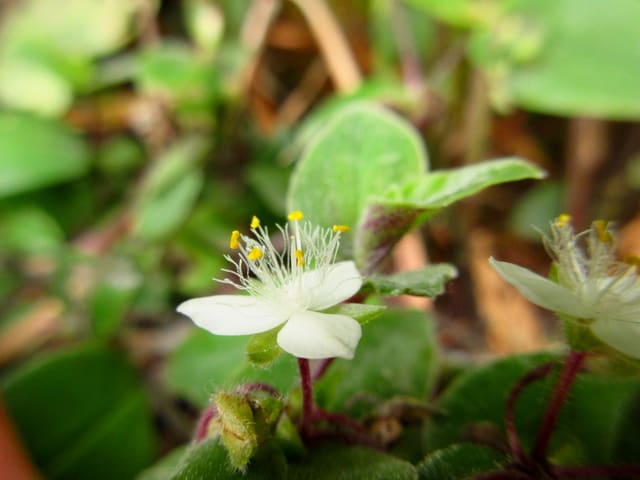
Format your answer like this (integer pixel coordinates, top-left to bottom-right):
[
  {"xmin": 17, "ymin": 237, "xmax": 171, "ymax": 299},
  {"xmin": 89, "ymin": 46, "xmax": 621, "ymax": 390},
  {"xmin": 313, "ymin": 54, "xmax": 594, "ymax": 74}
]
[
  {"xmin": 417, "ymin": 443, "xmax": 507, "ymax": 480},
  {"xmin": 0, "ymin": 206, "xmax": 64, "ymax": 255},
  {"xmin": 365, "ymin": 264, "xmax": 457, "ymax": 298},
  {"xmin": 0, "ymin": 112, "xmax": 90, "ymax": 197},
  {"xmin": 139, "ymin": 439, "xmax": 287, "ymax": 480},
  {"xmin": 166, "ymin": 329, "xmax": 297, "ymax": 407},
  {"xmin": 287, "ymin": 102, "xmax": 427, "ymax": 251},
  {"xmin": 4, "ymin": 0, "xmax": 136, "ymax": 58},
  {"xmin": 508, "ymin": 181, "xmax": 564, "ymax": 240},
  {"xmin": 133, "ymin": 137, "xmax": 209, "ymax": 240},
  {"xmin": 289, "ymin": 442, "xmax": 418, "ymax": 480},
  {"xmin": 322, "ymin": 303, "xmax": 387, "ymax": 325},
  {"xmin": 1, "ymin": 343, "xmax": 155, "ymax": 480},
  {"xmin": 0, "ymin": 57, "xmax": 72, "ymax": 116},
  {"xmin": 356, "ymin": 158, "xmax": 544, "ymax": 270},
  {"xmin": 469, "ymin": 0, "xmax": 640, "ymax": 118},
  {"xmin": 424, "ymin": 353, "xmax": 640, "ymax": 465},
  {"xmin": 315, "ymin": 309, "xmax": 438, "ymax": 417}
]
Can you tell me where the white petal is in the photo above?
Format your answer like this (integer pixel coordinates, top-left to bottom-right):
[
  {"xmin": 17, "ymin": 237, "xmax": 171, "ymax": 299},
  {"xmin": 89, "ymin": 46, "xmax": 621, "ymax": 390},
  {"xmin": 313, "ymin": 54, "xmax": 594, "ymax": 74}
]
[
  {"xmin": 299, "ymin": 261, "xmax": 363, "ymax": 311},
  {"xmin": 489, "ymin": 257, "xmax": 591, "ymax": 319},
  {"xmin": 591, "ymin": 318, "xmax": 640, "ymax": 359},
  {"xmin": 177, "ymin": 295, "xmax": 287, "ymax": 335},
  {"xmin": 277, "ymin": 311, "xmax": 362, "ymax": 359}
]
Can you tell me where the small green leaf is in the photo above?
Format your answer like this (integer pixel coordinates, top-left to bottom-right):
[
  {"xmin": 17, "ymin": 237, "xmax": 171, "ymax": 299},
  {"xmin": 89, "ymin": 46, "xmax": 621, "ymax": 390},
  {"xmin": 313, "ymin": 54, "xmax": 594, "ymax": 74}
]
[
  {"xmin": 2, "ymin": 343, "xmax": 155, "ymax": 480},
  {"xmin": 322, "ymin": 303, "xmax": 387, "ymax": 325},
  {"xmin": 288, "ymin": 102, "xmax": 427, "ymax": 253},
  {"xmin": 365, "ymin": 264, "xmax": 457, "ymax": 298},
  {"xmin": 0, "ymin": 206, "xmax": 64, "ymax": 255},
  {"xmin": 356, "ymin": 158, "xmax": 544, "ymax": 271},
  {"xmin": 288, "ymin": 442, "xmax": 418, "ymax": 480},
  {"xmin": 246, "ymin": 327, "xmax": 283, "ymax": 366},
  {"xmin": 0, "ymin": 112, "xmax": 90, "ymax": 197},
  {"xmin": 417, "ymin": 443, "xmax": 507, "ymax": 480},
  {"xmin": 315, "ymin": 309, "xmax": 438, "ymax": 417}
]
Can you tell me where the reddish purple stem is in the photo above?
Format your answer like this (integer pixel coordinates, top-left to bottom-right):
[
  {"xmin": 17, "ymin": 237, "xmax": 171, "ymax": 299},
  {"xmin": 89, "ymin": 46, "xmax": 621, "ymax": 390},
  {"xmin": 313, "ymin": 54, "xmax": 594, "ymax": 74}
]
[
  {"xmin": 532, "ymin": 351, "xmax": 587, "ymax": 460},
  {"xmin": 505, "ymin": 362, "xmax": 556, "ymax": 465},
  {"xmin": 298, "ymin": 358, "xmax": 314, "ymax": 436},
  {"xmin": 195, "ymin": 404, "xmax": 217, "ymax": 442}
]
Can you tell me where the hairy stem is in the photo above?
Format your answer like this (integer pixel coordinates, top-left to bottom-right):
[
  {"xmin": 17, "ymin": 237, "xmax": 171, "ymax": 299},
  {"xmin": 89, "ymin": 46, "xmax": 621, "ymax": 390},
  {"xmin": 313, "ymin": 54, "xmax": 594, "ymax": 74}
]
[
  {"xmin": 505, "ymin": 362, "xmax": 556, "ymax": 464},
  {"xmin": 532, "ymin": 351, "xmax": 587, "ymax": 460}
]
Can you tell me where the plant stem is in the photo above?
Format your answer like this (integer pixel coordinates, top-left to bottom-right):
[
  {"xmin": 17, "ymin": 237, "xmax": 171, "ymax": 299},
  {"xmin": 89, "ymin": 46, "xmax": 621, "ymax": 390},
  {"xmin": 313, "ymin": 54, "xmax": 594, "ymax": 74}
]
[
  {"xmin": 505, "ymin": 362, "xmax": 555, "ymax": 464},
  {"xmin": 195, "ymin": 404, "xmax": 217, "ymax": 442},
  {"xmin": 532, "ymin": 351, "xmax": 587, "ymax": 460},
  {"xmin": 312, "ymin": 358, "xmax": 335, "ymax": 381},
  {"xmin": 298, "ymin": 358, "xmax": 314, "ymax": 435}
]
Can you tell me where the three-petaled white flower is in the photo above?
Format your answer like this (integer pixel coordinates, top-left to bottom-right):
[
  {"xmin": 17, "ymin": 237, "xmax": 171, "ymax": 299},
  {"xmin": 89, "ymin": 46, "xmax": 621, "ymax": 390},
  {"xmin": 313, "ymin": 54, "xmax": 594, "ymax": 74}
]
[
  {"xmin": 177, "ymin": 211, "xmax": 363, "ymax": 359},
  {"xmin": 490, "ymin": 215, "xmax": 640, "ymax": 359}
]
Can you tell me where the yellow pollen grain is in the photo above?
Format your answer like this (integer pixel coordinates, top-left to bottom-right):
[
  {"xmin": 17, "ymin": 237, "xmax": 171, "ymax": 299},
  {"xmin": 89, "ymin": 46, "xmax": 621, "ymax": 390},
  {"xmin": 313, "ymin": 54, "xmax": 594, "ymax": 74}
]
[
  {"xmin": 250, "ymin": 216, "xmax": 260, "ymax": 229},
  {"xmin": 229, "ymin": 230, "xmax": 240, "ymax": 249},
  {"xmin": 287, "ymin": 210, "xmax": 304, "ymax": 221},
  {"xmin": 593, "ymin": 220, "xmax": 612, "ymax": 243},
  {"xmin": 294, "ymin": 249, "xmax": 305, "ymax": 266},
  {"xmin": 332, "ymin": 225, "xmax": 349, "ymax": 233},
  {"xmin": 554, "ymin": 214, "xmax": 571, "ymax": 227},
  {"xmin": 248, "ymin": 247, "xmax": 263, "ymax": 261}
]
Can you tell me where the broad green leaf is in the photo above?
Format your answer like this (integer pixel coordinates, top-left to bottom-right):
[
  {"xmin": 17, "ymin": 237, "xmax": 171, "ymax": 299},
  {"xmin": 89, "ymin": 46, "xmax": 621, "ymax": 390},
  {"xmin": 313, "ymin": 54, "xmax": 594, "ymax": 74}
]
[
  {"xmin": 356, "ymin": 158, "xmax": 544, "ymax": 271},
  {"xmin": 365, "ymin": 264, "xmax": 457, "ymax": 298},
  {"xmin": 315, "ymin": 309, "xmax": 437, "ymax": 417},
  {"xmin": 417, "ymin": 443, "xmax": 507, "ymax": 480},
  {"xmin": 287, "ymin": 102, "xmax": 427, "ymax": 251},
  {"xmin": 166, "ymin": 328, "xmax": 297, "ymax": 407},
  {"xmin": 469, "ymin": 0, "xmax": 640, "ymax": 118},
  {"xmin": 288, "ymin": 442, "xmax": 418, "ymax": 480},
  {"xmin": 139, "ymin": 439, "xmax": 287, "ymax": 480},
  {"xmin": 424, "ymin": 353, "xmax": 640, "ymax": 465},
  {"xmin": 322, "ymin": 303, "xmax": 387, "ymax": 325},
  {"xmin": 0, "ymin": 113, "xmax": 90, "ymax": 197},
  {"xmin": 1, "ymin": 343, "xmax": 155, "ymax": 480}
]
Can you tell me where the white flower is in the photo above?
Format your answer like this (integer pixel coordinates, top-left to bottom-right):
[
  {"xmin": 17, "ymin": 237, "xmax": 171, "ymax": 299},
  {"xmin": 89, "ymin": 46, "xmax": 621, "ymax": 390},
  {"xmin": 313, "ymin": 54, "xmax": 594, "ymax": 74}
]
[
  {"xmin": 490, "ymin": 215, "xmax": 640, "ymax": 359},
  {"xmin": 177, "ymin": 211, "xmax": 363, "ymax": 359}
]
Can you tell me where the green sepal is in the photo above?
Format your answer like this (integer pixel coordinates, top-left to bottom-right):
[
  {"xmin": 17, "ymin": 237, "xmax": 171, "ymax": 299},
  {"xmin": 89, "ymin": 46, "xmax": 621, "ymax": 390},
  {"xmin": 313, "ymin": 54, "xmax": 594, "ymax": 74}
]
[
  {"xmin": 364, "ymin": 264, "xmax": 457, "ymax": 298},
  {"xmin": 246, "ymin": 327, "xmax": 283, "ymax": 366}
]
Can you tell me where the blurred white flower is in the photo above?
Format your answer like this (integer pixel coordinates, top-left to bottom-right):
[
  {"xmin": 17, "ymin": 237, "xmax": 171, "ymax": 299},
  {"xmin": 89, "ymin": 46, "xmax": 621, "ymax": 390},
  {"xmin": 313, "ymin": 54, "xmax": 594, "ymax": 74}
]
[
  {"xmin": 177, "ymin": 211, "xmax": 363, "ymax": 359},
  {"xmin": 490, "ymin": 215, "xmax": 640, "ymax": 359}
]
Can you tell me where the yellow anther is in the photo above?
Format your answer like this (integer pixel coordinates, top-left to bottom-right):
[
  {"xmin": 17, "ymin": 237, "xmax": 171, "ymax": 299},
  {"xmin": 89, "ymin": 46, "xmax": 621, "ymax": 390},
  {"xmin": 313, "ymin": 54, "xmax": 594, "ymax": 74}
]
[
  {"xmin": 229, "ymin": 230, "xmax": 240, "ymax": 249},
  {"xmin": 332, "ymin": 225, "xmax": 349, "ymax": 233},
  {"xmin": 287, "ymin": 210, "xmax": 304, "ymax": 221},
  {"xmin": 593, "ymin": 220, "xmax": 613, "ymax": 243},
  {"xmin": 250, "ymin": 216, "xmax": 260, "ymax": 229},
  {"xmin": 554, "ymin": 214, "xmax": 571, "ymax": 227},
  {"xmin": 294, "ymin": 249, "xmax": 305, "ymax": 266},
  {"xmin": 623, "ymin": 254, "xmax": 640, "ymax": 270},
  {"xmin": 247, "ymin": 247, "xmax": 263, "ymax": 261}
]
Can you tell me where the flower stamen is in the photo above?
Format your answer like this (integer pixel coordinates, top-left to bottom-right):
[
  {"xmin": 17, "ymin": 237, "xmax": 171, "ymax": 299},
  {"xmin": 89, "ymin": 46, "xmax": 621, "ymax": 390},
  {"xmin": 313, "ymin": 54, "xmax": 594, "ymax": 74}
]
[{"xmin": 229, "ymin": 230, "xmax": 240, "ymax": 249}]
